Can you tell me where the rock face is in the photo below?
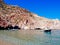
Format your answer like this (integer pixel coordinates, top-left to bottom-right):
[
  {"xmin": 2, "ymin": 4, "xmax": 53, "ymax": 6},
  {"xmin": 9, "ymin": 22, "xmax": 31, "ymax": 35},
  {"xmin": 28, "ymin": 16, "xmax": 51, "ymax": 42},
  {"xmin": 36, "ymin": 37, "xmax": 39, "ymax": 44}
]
[{"xmin": 0, "ymin": 0, "xmax": 60, "ymax": 30}]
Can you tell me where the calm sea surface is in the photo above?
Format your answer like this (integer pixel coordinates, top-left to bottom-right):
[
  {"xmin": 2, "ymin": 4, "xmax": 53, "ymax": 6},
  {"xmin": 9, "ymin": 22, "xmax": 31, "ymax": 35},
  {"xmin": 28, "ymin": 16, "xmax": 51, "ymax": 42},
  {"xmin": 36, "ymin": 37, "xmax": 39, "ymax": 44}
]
[{"xmin": 0, "ymin": 30, "xmax": 60, "ymax": 45}]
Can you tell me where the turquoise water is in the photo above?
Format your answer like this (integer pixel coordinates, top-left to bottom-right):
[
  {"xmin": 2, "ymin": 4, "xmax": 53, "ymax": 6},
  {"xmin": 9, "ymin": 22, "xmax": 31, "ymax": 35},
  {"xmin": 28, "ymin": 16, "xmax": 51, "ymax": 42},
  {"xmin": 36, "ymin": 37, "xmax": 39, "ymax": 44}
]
[{"xmin": 0, "ymin": 30, "xmax": 60, "ymax": 45}]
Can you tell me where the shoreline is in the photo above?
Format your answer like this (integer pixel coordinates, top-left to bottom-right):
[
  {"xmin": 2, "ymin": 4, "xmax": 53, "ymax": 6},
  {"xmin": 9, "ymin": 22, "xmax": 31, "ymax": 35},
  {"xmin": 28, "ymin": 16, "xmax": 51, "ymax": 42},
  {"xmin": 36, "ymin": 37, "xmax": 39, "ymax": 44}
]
[{"xmin": 0, "ymin": 29, "xmax": 60, "ymax": 30}]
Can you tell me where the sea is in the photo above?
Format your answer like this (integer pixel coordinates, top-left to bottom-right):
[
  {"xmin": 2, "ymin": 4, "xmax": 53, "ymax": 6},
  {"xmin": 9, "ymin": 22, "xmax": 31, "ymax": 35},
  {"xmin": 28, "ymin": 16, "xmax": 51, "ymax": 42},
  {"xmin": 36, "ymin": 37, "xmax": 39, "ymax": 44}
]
[{"xmin": 0, "ymin": 30, "xmax": 60, "ymax": 45}]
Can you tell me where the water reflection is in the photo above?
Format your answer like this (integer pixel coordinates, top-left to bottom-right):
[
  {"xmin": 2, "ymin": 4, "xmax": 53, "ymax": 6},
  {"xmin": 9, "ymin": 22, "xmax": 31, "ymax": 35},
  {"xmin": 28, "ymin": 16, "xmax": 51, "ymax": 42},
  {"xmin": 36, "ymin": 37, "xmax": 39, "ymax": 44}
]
[
  {"xmin": 44, "ymin": 31, "xmax": 51, "ymax": 34},
  {"xmin": 0, "ymin": 30, "xmax": 60, "ymax": 45}
]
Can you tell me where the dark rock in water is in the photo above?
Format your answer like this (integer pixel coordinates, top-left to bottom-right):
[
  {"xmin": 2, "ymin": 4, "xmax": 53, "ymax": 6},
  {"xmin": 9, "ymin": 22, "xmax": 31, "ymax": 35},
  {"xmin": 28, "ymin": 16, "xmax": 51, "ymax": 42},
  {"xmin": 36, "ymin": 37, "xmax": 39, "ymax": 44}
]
[
  {"xmin": 0, "ymin": 26, "xmax": 7, "ymax": 30},
  {"xmin": 0, "ymin": 26, "xmax": 13, "ymax": 30},
  {"xmin": 44, "ymin": 29, "xmax": 51, "ymax": 32},
  {"xmin": 4, "ymin": 27, "xmax": 8, "ymax": 30},
  {"xmin": 0, "ymin": 25, "xmax": 21, "ymax": 30},
  {"xmin": 6, "ymin": 25, "xmax": 14, "ymax": 30},
  {"xmin": 13, "ymin": 26, "xmax": 20, "ymax": 29},
  {"xmin": 35, "ymin": 28, "xmax": 41, "ymax": 30},
  {"xmin": 0, "ymin": 25, "xmax": 14, "ymax": 30},
  {"xmin": 0, "ymin": 26, "xmax": 5, "ymax": 30}
]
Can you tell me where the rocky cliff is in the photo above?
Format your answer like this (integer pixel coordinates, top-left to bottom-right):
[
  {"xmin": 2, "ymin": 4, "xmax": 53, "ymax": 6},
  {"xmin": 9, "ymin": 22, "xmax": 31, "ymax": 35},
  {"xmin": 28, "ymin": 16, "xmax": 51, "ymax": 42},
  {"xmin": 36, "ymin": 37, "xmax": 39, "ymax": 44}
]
[{"xmin": 0, "ymin": 0, "xmax": 60, "ymax": 30}]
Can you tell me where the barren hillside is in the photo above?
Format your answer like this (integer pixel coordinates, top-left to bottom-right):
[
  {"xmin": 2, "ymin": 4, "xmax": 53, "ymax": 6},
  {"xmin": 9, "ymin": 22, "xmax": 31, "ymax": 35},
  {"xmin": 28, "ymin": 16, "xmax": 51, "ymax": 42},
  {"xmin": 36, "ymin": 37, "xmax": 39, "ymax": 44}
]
[{"xmin": 0, "ymin": 0, "xmax": 60, "ymax": 30}]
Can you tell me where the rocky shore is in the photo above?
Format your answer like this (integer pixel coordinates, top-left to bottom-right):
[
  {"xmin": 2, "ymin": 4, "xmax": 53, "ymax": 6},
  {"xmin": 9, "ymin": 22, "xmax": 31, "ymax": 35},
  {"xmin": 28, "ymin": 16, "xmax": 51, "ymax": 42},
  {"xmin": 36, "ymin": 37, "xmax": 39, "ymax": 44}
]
[{"xmin": 0, "ymin": 0, "xmax": 60, "ymax": 30}]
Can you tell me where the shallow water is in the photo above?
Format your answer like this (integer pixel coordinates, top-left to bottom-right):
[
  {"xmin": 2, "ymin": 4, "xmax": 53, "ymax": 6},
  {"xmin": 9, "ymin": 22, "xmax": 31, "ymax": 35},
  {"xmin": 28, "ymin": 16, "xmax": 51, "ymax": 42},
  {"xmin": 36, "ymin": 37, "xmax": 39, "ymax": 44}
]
[{"xmin": 0, "ymin": 30, "xmax": 60, "ymax": 45}]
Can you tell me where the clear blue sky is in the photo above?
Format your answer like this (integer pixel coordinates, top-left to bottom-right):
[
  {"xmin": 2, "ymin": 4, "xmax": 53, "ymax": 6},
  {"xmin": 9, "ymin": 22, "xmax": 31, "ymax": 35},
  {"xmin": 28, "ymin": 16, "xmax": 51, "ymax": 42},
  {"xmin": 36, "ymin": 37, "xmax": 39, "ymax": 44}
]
[{"xmin": 4, "ymin": 0, "xmax": 60, "ymax": 19}]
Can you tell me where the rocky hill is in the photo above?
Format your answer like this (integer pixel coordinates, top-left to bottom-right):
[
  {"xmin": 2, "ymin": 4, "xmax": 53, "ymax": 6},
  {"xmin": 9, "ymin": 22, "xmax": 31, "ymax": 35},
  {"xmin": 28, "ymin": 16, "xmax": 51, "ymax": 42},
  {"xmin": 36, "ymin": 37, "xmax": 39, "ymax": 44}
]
[{"xmin": 0, "ymin": 0, "xmax": 60, "ymax": 30}]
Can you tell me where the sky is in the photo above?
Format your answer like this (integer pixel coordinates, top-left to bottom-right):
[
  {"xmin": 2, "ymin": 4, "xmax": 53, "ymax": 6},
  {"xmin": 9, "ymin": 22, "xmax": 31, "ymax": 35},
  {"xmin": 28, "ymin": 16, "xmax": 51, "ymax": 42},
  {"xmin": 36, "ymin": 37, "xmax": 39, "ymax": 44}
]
[{"xmin": 4, "ymin": 0, "xmax": 60, "ymax": 19}]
